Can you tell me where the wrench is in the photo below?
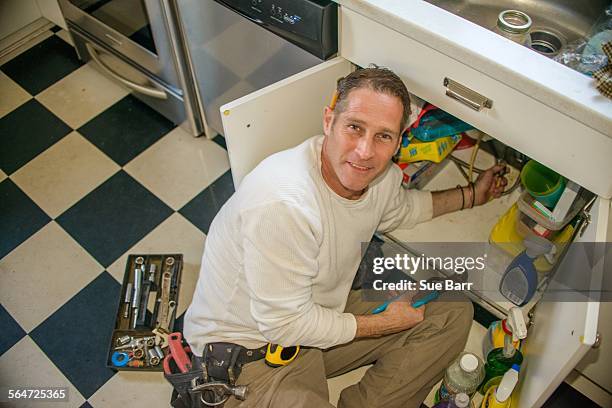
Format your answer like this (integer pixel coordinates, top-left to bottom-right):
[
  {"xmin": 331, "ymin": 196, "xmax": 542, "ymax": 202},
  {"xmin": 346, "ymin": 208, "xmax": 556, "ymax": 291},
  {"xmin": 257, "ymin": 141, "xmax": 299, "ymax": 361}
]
[
  {"xmin": 156, "ymin": 271, "xmax": 172, "ymax": 329},
  {"xmin": 153, "ymin": 327, "xmax": 170, "ymax": 349}
]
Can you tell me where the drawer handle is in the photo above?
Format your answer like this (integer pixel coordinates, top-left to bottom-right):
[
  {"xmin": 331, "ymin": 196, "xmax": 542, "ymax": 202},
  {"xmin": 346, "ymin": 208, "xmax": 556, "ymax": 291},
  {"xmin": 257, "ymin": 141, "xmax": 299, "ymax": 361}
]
[
  {"xmin": 444, "ymin": 77, "xmax": 493, "ymax": 111},
  {"xmin": 86, "ymin": 43, "xmax": 168, "ymax": 100}
]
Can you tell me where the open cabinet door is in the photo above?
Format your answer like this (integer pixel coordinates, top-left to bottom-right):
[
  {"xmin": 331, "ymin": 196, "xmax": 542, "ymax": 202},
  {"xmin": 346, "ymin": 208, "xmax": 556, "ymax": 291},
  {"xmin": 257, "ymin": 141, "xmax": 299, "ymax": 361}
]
[
  {"xmin": 219, "ymin": 57, "xmax": 353, "ymax": 187},
  {"xmin": 512, "ymin": 198, "xmax": 611, "ymax": 407}
]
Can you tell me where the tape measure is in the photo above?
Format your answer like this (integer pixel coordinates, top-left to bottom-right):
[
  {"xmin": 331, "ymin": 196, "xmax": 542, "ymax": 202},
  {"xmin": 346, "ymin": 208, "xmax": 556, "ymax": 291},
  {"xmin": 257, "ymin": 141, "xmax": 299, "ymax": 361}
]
[{"xmin": 265, "ymin": 344, "xmax": 300, "ymax": 367}]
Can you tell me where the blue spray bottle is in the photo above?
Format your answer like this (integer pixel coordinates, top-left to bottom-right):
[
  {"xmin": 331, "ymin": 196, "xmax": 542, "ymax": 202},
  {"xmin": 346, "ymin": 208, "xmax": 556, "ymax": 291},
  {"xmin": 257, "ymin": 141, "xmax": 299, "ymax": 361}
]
[{"xmin": 499, "ymin": 235, "xmax": 553, "ymax": 306}]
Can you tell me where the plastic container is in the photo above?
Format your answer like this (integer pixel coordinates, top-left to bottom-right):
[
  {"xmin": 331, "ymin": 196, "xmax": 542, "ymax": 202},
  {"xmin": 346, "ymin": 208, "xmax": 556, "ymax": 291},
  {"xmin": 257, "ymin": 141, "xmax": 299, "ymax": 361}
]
[
  {"xmin": 490, "ymin": 202, "xmax": 577, "ymax": 273},
  {"xmin": 516, "ymin": 212, "xmax": 554, "ymax": 240},
  {"xmin": 499, "ymin": 235, "xmax": 552, "ymax": 306},
  {"xmin": 481, "ymin": 365, "xmax": 520, "ymax": 408},
  {"xmin": 410, "ymin": 104, "xmax": 474, "ymax": 142},
  {"xmin": 482, "ymin": 319, "xmax": 520, "ymax": 359},
  {"xmin": 479, "ymin": 334, "xmax": 523, "ymax": 394},
  {"xmin": 517, "ymin": 190, "xmax": 587, "ymax": 231},
  {"xmin": 436, "ymin": 352, "xmax": 485, "ymax": 402},
  {"xmin": 520, "ymin": 160, "xmax": 566, "ymax": 208},
  {"xmin": 433, "ymin": 392, "xmax": 471, "ymax": 408}
]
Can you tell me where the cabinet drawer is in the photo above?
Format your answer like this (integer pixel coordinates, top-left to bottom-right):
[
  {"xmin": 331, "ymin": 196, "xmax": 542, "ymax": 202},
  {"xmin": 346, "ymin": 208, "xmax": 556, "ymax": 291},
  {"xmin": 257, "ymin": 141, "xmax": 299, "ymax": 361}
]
[{"xmin": 340, "ymin": 7, "xmax": 612, "ymax": 199}]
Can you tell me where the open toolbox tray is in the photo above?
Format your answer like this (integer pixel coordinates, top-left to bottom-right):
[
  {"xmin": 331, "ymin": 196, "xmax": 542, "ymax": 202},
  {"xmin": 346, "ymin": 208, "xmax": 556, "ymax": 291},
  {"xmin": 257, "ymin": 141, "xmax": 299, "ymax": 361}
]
[{"xmin": 107, "ymin": 254, "xmax": 183, "ymax": 371}]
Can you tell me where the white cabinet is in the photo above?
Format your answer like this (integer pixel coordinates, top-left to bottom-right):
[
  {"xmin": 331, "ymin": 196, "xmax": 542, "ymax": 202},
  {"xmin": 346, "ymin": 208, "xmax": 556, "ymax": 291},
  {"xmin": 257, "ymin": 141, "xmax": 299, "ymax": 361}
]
[
  {"xmin": 339, "ymin": 7, "xmax": 612, "ymax": 200},
  {"xmin": 220, "ymin": 58, "xmax": 353, "ymax": 187},
  {"xmin": 219, "ymin": 7, "xmax": 611, "ymax": 408}
]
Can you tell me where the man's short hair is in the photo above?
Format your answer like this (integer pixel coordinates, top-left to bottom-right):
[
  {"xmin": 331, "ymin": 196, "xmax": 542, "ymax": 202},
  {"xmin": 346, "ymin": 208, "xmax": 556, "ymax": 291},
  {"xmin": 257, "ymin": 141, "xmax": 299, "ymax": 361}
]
[{"xmin": 333, "ymin": 65, "xmax": 412, "ymax": 131}]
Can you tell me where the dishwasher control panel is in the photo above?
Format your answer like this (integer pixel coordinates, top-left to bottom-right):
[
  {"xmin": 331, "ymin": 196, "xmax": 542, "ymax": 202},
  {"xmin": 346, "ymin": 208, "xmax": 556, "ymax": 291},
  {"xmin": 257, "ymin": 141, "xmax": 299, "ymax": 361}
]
[{"xmin": 215, "ymin": 0, "xmax": 337, "ymax": 59}]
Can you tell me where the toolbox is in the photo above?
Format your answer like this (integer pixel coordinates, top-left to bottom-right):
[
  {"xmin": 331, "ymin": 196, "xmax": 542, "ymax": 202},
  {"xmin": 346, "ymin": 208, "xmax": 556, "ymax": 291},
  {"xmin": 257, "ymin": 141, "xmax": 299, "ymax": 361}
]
[{"xmin": 107, "ymin": 254, "xmax": 183, "ymax": 371}]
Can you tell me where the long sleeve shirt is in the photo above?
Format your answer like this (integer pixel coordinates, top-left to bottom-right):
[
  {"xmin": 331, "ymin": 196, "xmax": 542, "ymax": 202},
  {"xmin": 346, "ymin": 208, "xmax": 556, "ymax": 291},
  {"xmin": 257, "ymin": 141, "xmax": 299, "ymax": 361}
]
[{"xmin": 183, "ymin": 135, "xmax": 433, "ymax": 355}]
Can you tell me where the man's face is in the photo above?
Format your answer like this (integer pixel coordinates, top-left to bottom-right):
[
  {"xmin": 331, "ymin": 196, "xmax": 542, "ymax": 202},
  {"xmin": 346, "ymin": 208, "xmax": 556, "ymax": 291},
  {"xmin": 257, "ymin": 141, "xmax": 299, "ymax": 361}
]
[{"xmin": 321, "ymin": 87, "xmax": 404, "ymax": 199}]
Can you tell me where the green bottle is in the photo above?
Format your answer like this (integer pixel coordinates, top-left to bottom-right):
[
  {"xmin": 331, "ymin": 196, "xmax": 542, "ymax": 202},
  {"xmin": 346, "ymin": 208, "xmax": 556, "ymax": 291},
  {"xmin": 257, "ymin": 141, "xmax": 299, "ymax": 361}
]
[{"xmin": 479, "ymin": 334, "xmax": 523, "ymax": 394}]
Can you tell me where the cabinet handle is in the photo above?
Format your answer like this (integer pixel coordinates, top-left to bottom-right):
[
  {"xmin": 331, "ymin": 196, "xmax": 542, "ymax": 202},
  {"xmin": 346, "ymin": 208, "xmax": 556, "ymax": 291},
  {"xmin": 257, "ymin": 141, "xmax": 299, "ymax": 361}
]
[
  {"xmin": 86, "ymin": 43, "xmax": 168, "ymax": 100},
  {"xmin": 444, "ymin": 77, "xmax": 493, "ymax": 111},
  {"xmin": 592, "ymin": 332, "xmax": 601, "ymax": 349}
]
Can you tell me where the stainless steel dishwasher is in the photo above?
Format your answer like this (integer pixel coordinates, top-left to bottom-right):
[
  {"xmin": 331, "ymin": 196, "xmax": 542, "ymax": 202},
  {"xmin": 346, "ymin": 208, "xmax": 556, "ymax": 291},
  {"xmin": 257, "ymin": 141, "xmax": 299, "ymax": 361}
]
[{"xmin": 174, "ymin": 0, "xmax": 338, "ymax": 137}]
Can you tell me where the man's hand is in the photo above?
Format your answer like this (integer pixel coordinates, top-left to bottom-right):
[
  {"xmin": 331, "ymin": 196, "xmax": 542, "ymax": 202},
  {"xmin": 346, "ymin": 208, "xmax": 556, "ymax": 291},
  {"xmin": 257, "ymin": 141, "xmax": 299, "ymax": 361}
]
[
  {"xmin": 355, "ymin": 301, "xmax": 425, "ymax": 338},
  {"xmin": 473, "ymin": 164, "xmax": 508, "ymax": 206},
  {"xmin": 382, "ymin": 301, "xmax": 425, "ymax": 331}
]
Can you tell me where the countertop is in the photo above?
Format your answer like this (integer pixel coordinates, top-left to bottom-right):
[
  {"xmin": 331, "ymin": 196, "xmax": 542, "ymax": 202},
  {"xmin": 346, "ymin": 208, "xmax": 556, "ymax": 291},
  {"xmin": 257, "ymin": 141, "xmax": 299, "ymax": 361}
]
[{"xmin": 335, "ymin": 0, "xmax": 612, "ymax": 138}]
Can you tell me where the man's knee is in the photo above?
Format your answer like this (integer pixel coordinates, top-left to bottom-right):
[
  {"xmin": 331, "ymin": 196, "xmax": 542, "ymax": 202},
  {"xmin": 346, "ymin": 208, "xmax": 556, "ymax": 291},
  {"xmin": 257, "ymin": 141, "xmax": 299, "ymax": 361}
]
[
  {"xmin": 424, "ymin": 296, "xmax": 473, "ymax": 341},
  {"xmin": 454, "ymin": 298, "xmax": 474, "ymax": 329},
  {"xmin": 444, "ymin": 298, "xmax": 474, "ymax": 352}
]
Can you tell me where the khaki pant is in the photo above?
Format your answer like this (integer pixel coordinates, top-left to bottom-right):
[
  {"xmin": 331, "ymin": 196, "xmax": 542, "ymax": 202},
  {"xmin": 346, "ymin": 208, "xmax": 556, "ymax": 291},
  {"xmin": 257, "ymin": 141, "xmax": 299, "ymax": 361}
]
[{"xmin": 224, "ymin": 290, "xmax": 473, "ymax": 408}]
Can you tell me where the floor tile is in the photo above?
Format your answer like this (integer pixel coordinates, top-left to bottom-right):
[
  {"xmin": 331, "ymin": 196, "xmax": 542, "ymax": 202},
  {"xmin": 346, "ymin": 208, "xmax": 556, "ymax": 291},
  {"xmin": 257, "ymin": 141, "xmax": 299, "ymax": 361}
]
[
  {"xmin": 56, "ymin": 171, "xmax": 173, "ymax": 267},
  {"xmin": 80, "ymin": 402, "xmax": 93, "ymax": 408},
  {"xmin": 29, "ymin": 272, "xmax": 120, "ymax": 400},
  {"xmin": 0, "ymin": 179, "xmax": 50, "ymax": 260},
  {"xmin": 212, "ymin": 134, "xmax": 227, "ymax": 150},
  {"xmin": 0, "ymin": 31, "xmax": 53, "ymax": 67},
  {"xmin": 88, "ymin": 370, "xmax": 173, "ymax": 408},
  {"xmin": 0, "ymin": 169, "xmax": 5, "ymax": 182},
  {"xmin": 328, "ymin": 365, "xmax": 370, "ymax": 407},
  {"xmin": 50, "ymin": 25, "xmax": 62, "ymax": 33},
  {"xmin": 542, "ymin": 381, "xmax": 601, "ymax": 408},
  {"xmin": 0, "ymin": 70, "xmax": 31, "ymax": 118},
  {"xmin": 0, "ymin": 336, "xmax": 85, "ymax": 407},
  {"xmin": 0, "ymin": 99, "xmax": 71, "ymax": 175},
  {"xmin": 37, "ymin": 64, "xmax": 129, "ymax": 129},
  {"xmin": 179, "ymin": 170, "xmax": 234, "ymax": 234},
  {"xmin": 78, "ymin": 95, "xmax": 175, "ymax": 166},
  {"xmin": 11, "ymin": 132, "xmax": 120, "ymax": 218},
  {"xmin": 107, "ymin": 213, "xmax": 205, "ymax": 317},
  {"xmin": 0, "ymin": 35, "xmax": 83, "ymax": 95},
  {"xmin": 0, "ymin": 304, "xmax": 26, "ymax": 356},
  {"xmin": 0, "ymin": 222, "xmax": 104, "ymax": 332},
  {"xmin": 124, "ymin": 126, "xmax": 229, "ymax": 210}
]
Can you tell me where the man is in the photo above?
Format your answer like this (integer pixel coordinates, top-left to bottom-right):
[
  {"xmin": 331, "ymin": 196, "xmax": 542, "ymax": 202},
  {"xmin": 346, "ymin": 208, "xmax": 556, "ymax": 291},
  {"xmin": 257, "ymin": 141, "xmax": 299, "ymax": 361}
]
[{"xmin": 183, "ymin": 67, "xmax": 507, "ymax": 407}]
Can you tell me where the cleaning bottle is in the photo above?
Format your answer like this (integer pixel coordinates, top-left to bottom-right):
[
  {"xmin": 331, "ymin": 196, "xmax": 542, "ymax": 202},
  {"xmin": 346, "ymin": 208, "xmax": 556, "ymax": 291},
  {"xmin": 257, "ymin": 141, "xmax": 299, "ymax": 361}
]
[
  {"xmin": 483, "ymin": 307, "xmax": 527, "ymax": 359},
  {"xmin": 436, "ymin": 352, "xmax": 485, "ymax": 402},
  {"xmin": 499, "ymin": 235, "xmax": 553, "ymax": 306},
  {"xmin": 481, "ymin": 364, "xmax": 520, "ymax": 408},
  {"xmin": 482, "ymin": 319, "xmax": 517, "ymax": 359},
  {"xmin": 432, "ymin": 392, "xmax": 471, "ymax": 408},
  {"xmin": 479, "ymin": 333, "xmax": 523, "ymax": 394}
]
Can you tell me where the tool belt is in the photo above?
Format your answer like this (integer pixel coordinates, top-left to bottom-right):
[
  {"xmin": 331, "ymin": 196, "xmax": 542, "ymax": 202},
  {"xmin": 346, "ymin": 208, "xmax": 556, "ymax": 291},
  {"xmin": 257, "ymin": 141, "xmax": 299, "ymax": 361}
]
[{"xmin": 165, "ymin": 342, "xmax": 266, "ymax": 408}]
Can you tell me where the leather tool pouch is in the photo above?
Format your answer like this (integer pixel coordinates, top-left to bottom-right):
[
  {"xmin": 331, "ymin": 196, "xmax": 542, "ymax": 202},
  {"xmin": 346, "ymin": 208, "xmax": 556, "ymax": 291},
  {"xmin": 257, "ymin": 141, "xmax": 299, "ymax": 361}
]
[
  {"xmin": 165, "ymin": 343, "xmax": 265, "ymax": 407},
  {"xmin": 165, "ymin": 365, "xmax": 204, "ymax": 408}
]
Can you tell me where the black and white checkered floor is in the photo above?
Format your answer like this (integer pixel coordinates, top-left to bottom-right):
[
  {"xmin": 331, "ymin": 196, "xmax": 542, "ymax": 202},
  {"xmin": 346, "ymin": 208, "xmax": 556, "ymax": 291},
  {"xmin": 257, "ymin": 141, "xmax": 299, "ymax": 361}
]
[{"xmin": 0, "ymin": 23, "xmax": 602, "ymax": 408}]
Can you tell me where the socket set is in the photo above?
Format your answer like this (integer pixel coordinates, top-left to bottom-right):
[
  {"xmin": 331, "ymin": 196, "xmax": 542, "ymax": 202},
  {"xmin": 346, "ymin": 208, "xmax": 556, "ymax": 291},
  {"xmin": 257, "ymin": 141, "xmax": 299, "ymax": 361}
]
[{"xmin": 107, "ymin": 254, "xmax": 183, "ymax": 371}]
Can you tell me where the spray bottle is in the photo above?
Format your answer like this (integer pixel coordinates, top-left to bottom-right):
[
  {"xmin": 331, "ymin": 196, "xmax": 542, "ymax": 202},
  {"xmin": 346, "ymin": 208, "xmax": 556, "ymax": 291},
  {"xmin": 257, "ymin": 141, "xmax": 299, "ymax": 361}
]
[
  {"xmin": 481, "ymin": 364, "xmax": 520, "ymax": 408},
  {"xmin": 499, "ymin": 235, "xmax": 553, "ymax": 306}
]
